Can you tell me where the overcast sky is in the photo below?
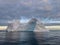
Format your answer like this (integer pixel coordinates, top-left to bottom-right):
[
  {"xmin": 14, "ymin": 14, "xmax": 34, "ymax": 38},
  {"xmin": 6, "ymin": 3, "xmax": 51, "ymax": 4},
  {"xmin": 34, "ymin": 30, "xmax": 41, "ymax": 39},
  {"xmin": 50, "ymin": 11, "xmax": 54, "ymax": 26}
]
[{"xmin": 0, "ymin": 0, "xmax": 60, "ymax": 23}]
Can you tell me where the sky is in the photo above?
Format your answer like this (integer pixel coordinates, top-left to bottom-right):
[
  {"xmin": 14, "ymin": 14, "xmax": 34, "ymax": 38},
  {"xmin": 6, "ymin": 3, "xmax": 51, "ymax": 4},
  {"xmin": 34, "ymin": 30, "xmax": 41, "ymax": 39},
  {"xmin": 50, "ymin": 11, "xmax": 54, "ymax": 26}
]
[{"xmin": 0, "ymin": 0, "xmax": 60, "ymax": 23}]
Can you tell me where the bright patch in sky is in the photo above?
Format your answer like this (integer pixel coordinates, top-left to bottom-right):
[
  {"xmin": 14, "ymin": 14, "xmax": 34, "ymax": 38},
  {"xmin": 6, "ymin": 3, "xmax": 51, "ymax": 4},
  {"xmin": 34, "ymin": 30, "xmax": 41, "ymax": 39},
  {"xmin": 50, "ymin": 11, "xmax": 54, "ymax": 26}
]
[
  {"xmin": 42, "ymin": 21, "xmax": 60, "ymax": 23},
  {"xmin": 20, "ymin": 17, "xmax": 30, "ymax": 23}
]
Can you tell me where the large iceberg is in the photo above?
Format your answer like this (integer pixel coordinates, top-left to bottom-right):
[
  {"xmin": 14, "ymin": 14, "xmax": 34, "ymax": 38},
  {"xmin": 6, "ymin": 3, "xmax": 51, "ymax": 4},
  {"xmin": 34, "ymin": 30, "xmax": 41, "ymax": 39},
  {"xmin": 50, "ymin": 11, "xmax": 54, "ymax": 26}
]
[
  {"xmin": 6, "ymin": 18, "xmax": 49, "ymax": 45},
  {"xmin": 7, "ymin": 18, "xmax": 49, "ymax": 32}
]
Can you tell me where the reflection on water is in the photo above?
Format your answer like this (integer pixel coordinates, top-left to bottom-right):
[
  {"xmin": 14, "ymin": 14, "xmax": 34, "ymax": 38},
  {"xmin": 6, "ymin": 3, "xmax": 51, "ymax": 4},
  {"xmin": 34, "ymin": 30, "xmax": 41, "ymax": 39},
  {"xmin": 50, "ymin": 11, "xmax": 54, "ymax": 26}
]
[
  {"xmin": 0, "ymin": 31, "xmax": 38, "ymax": 45},
  {"xmin": 0, "ymin": 30, "xmax": 60, "ymax": 45}
]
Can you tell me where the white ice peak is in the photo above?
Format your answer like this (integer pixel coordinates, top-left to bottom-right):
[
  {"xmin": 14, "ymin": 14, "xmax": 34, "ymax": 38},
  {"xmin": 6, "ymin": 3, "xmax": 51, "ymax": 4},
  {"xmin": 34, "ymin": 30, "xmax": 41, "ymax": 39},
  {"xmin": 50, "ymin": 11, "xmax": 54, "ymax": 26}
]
[{"xmin": 7, "ymin": 18, "xmax": 49, "ymax": 32}]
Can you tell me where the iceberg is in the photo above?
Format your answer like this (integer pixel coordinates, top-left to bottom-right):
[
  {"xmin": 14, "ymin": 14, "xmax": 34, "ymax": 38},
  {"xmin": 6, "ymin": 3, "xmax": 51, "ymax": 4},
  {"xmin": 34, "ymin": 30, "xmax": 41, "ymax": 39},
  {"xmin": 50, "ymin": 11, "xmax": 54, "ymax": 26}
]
[{"xmin": 6, "ymin": 18, "xmax": 49, "ymax": 45}]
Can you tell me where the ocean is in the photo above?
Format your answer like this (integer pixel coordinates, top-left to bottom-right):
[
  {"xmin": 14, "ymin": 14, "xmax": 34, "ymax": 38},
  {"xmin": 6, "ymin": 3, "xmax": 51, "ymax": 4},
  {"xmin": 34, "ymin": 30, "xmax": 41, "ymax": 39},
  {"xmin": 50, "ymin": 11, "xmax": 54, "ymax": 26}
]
[{"xmin": 0, "ymin": 30, "xmax": 60, "ymax": 45}]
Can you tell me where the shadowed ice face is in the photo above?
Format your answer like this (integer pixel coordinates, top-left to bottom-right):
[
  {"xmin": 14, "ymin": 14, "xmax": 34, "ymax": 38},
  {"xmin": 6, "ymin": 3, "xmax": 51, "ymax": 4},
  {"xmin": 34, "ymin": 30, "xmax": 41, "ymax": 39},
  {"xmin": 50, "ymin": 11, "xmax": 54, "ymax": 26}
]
[{"xmin": 29, "ymin": 18, "xmax": 37, "ymax": 24}]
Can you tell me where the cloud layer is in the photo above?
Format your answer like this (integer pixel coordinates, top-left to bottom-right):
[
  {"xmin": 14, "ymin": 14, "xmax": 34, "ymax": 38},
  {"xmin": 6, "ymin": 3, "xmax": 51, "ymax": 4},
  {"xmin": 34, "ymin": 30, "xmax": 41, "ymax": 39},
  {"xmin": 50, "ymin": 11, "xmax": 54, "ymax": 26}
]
[{"xmin": 0, "ymin": 0, "xmax": 59, "ymax": 21}]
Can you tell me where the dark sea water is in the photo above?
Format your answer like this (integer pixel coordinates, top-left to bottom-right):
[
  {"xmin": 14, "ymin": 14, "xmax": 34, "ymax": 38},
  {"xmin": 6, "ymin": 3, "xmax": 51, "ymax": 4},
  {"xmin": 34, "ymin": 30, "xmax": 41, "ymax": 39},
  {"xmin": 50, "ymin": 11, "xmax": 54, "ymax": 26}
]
[
  {"xmin": 46, "ymin": 30, "xmax": 60, "ymax": 45},
  {"xmin": 38, "ymin": 30, "xmax": 60, "ymax": 45},
  {"xmin": 0, "ymin": 30, "xmax": 60, "ymax": 45}
]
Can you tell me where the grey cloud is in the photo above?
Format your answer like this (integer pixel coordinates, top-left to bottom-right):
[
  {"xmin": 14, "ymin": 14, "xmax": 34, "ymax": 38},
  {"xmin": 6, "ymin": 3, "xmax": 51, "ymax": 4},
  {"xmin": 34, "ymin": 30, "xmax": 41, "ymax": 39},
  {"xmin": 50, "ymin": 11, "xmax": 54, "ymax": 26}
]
[
  {"xmin": 0, "ymin": 0, "xmax": 20, "ymax": 4},
  {"xmin": 0, "ymin": 0, "xmax": 59, "ymax": 21}
]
